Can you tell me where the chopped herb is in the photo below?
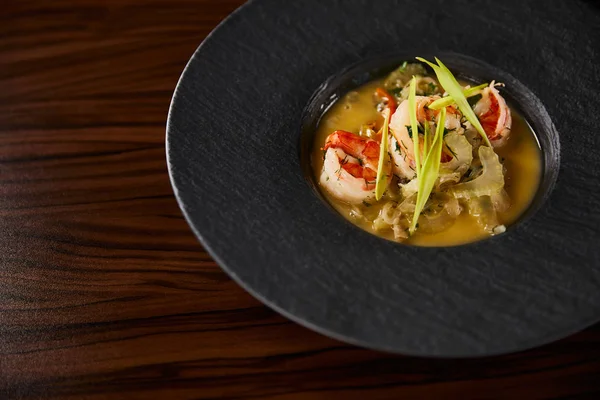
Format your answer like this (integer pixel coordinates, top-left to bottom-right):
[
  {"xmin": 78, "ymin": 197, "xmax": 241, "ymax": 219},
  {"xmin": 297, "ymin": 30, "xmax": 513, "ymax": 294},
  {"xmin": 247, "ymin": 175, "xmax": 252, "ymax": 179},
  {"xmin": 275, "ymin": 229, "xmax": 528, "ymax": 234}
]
[
  {"xmin": 357, "ymin": 158, "xmax": 363, "ymax": 166},
  {"xmin": 389, "ymin": 88, "xmax": 403, "ymax": 97},
  {"xmin": 406, "ymin": 124, "xmax": 423, "ymax": 139},
  {"xmin": 395, "ymin": 141, "xmax": 401, "ymax": 153},
  {"xmin": 467, "ymin": 93, "xmax": 483, "ymax": 107},
  {"xmin": 362, "ymin": 201, "xmax": 372, "ymax": 207},
  {"xmin": 399, "ymin": 61, "xmax": 408, "ymax": 72},
  {"xmin": 443, "ymin": 128, "xmax": 450, "ymax": 137},
  {"xmin": 446, "ymin": 145, "xmax": 458, "ymax": 159},
  {"xmin": 427, "ymin": 82, "xmax": 437, "ymax": 95}
]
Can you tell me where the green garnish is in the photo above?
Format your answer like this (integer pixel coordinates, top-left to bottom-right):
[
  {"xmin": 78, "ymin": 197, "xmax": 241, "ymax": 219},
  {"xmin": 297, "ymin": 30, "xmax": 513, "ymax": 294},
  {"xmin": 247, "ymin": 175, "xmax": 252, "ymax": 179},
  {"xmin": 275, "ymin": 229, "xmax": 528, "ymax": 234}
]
[
  {"xmin": 428, "ymin": 82, "xmax": 437, "ymax": 93},
  {"xmin": 362, "ymin": 200, "xmax": 372, "ymax": 207},
  {"xmin": 406, "ymin": 124, "xmax": 425, "ymax": 138},
  {"xmin": 416, "ymin": 57, "xmax": 492, "ymax": 147},
  {"xmin": 467, "ymin": 93, "xmax": 483, "ymax": 107},
  {"xmin": 423, "ymin": 119, "xmax": 430, "ymax": 156},
  {"xmin": 427, "ymin": 83, "xmax": 488, "ymax": 110},
  {"xmin": 410, "ymin": 107, "xmax": 447, "ymax": 234},
  {"xmin": 408, "ymin": 77, "xmax": 421, "ymax": 177},
  {"xmin": 375, "ymin": 109, "xmax": 391, "ymax": 200},
  {"xmin": 389, "ymin": 88, "xmax": 403, "ymax": 97}
]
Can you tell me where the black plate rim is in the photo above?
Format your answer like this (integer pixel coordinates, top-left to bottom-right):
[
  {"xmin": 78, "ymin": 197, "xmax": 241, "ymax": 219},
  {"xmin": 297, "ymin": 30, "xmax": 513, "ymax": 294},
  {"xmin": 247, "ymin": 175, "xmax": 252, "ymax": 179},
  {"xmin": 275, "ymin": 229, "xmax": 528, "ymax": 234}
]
[{"xmin": 166, "ymin": 0, "xmax": 600, "ymax": 358}]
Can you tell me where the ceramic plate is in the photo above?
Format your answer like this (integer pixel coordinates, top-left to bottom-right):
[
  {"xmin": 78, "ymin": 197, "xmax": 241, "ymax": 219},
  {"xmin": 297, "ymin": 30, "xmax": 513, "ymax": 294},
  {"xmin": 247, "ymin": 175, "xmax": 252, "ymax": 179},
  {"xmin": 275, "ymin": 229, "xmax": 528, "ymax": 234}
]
[{"xmin": 167, "ymin": 0, "xmax": 600, "ymax": 357}]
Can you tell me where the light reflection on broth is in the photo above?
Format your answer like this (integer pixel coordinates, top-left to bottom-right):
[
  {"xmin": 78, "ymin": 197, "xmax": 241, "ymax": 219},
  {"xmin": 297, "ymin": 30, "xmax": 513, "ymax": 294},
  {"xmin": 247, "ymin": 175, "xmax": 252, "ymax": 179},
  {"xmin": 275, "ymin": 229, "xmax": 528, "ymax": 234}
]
[{"xmin": 311, "ymin": 78, "xmax": 542, "ymax": 246}]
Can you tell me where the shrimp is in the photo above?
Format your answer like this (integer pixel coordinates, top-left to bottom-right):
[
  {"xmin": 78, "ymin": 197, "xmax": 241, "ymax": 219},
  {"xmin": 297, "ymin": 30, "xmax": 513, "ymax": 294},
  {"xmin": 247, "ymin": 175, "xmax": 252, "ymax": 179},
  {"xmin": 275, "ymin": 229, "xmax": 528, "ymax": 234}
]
[
  {"xmin": 320, "ymin": 130, "xmax": 391, "ymax": 204},
  {"xmin": 388, "ymin": 96, "xmax": 462, "ymax": 179},
  {"xmin": 473, "ymin": 83, "xmax": 512, "ymax": 147}
]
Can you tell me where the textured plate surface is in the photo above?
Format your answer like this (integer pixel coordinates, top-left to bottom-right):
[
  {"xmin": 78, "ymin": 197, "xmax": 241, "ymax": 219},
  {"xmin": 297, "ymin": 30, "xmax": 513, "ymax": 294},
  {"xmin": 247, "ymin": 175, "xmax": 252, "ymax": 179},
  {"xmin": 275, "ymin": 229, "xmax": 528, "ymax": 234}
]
[{"xmin": 167, "ymin": 0, "xmax": 600, "ymax": 357}]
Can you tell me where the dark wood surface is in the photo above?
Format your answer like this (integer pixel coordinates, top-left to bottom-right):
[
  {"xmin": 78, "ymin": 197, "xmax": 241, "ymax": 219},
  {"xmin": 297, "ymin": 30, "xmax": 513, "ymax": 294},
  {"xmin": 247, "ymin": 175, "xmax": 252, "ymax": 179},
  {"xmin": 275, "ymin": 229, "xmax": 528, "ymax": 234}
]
[{"xmin": 1, "ymin": 1, "xmax": 600, "ymax": 399}]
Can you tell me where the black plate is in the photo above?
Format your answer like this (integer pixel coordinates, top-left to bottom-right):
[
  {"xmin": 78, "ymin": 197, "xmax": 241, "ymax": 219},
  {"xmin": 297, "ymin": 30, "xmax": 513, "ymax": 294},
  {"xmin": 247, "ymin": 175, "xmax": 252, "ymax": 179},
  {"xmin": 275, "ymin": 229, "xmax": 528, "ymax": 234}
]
[{"xmin": 167, "ymin": 0, "xmax": 600, "ymax": 357}]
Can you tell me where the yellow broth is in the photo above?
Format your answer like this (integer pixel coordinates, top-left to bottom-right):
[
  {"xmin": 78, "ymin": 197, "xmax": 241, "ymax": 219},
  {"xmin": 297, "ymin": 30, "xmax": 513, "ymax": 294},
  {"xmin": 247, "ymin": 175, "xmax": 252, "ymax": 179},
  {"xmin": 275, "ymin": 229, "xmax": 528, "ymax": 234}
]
[{"xmin": 311, "ymin": 79, "xmax": 542, "ymax": 246}]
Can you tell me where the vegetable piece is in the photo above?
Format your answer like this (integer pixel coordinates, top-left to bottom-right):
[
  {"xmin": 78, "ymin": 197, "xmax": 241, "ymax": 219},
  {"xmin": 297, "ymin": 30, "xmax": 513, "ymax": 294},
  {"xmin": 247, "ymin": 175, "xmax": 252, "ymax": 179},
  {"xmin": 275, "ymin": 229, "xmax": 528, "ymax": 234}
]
[
  {"xmin": 416, "ymin": 57, "xmax": 492, "ymax": 147},
  {"xmin": 410, "ymin": 107, "xmax": 446, "ymax": 234},
  {"xmin": 450, "ymin": 146, "xmax": 504, "ymax": 199},
  {"xmin": 491, "ymin": 188, "xmax": 511, "ymax": 213},
  {"xmin": 440, "ymin": 132, "xmax": 473, "ymax": 174},
  {"xmin": 408, "ymin": 77, "xmax": 421, "ymax": 177},
  {"xmin": 423, "ymin": 119, "xmax": 430, "ymax": 156},
  {"xmin": 427, "ymin": 83, "xmax": 488, "ymax": 110},
  {"xmin": 372, "ymin": 202, "xmax": 406, "ymax": 240},
  {"xmin": 375, "ymin": 88, "xmax": 398, "ymax": 114},
  {"xmin": 466, "ymin": 196, "xmax": 500, "ymax": 233},
  {"xmin": 418, "ymin": 195, "xmax": 461, "ymax": 234},
  {"xmin": 400, "ymin": 179, "xmax": 419, "ymax": 199},
  {"xmin": 375, "ymin": 109, "xmax": 391, "ymax": 200}
]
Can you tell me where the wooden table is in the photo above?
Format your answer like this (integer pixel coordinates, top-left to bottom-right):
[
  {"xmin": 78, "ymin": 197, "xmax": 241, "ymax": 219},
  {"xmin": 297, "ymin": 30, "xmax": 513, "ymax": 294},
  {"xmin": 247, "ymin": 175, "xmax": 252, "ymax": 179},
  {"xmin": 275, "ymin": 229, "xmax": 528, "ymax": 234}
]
[{"xmin": 2, "ymin": 1, "xmax": 600, "ymax": 398}]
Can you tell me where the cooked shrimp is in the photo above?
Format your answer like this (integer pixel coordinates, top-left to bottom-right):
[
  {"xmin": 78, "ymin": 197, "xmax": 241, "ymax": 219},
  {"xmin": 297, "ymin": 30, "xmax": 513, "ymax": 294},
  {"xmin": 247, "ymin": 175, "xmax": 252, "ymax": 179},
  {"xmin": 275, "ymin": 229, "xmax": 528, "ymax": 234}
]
[
  {"xmin": 473, "ymin": 83, "xmax": 512, "ymax": 147},
  {"xmin": 389, "ymin": 135, "xmax": 416, "ymax": 180},
  {"xmin": 388, "ymin": 96, "xmax": 461, "ymax": 179},
  {"xmin": 320, "ymin": 130, "xmax": 391, "ymax": 204}
]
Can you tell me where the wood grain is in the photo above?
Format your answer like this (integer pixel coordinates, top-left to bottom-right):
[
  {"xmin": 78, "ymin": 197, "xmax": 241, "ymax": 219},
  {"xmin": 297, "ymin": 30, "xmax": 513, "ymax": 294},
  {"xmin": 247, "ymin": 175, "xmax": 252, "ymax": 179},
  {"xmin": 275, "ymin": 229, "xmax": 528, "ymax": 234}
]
[{"xmin": 1, "ymin": 1, "xmax": 599, "ymax": 398}]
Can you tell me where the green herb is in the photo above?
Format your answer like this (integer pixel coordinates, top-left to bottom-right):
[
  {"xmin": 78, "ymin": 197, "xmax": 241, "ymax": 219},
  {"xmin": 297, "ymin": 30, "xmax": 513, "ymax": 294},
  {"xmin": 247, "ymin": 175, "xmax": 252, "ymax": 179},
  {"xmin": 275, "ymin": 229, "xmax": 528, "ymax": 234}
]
[
  {"xmin": 395, "ymin": 141, "xmax": 401, "ymax": 153},
  {"xmin": 375, "ymin": 109, "xmax": 391, "ymax": 200},
  {"xmin": 427, "ymin": 82, "xmax": 437, "ymax": 95},
  {"xmin": 417, "ymin": 57, "xmax": 491, "ymax": 146},
  {"xmin": 357, "ymin": 158, "xmax": 363, "ymax": 166},
  {"xmin": 398, "ymin": 61, "xmax": 408, "ymax": 72},
  {"xmin": 389, "ymin": 88, "xmax": 403, "ymax": 98},
  {"xmin": 362, "ymin": 200, "xmax": 372, "ymax": 207},
  {"xmin": 467, "ymin": 93, "xmax": 483, "ymax": 107},
  {"xmin": 406, "ymin": 124, "xmax": 425, "ymax": 138},
  {"xmin": 427, "ymin": 83, "xmax": 488, "ymax": 110},
  {"xmin": 410, "ymin": 107, "xmax": 447, "ymax": 234},
  {"xmin": 408, "ymin": 77, "xmax": 421, "ymax": 177},
  {"xmin": 446, "ymin": 144, "xmax": 457, "ymax": 159}
]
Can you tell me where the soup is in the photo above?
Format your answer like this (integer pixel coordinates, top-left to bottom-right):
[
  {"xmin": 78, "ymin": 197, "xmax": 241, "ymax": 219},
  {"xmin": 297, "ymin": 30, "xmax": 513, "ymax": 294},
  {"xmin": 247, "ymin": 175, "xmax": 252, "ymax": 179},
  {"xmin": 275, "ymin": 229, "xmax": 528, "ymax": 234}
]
[{"xmin": 311, "ymin": 59, "xmax": 542, "ymax": 246}]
